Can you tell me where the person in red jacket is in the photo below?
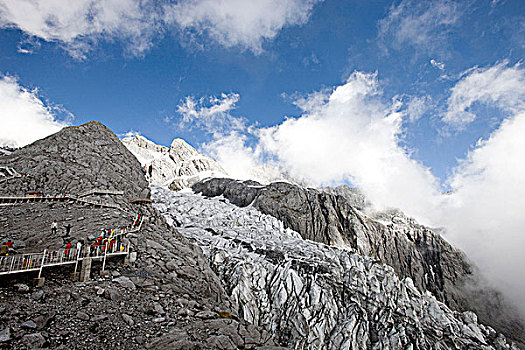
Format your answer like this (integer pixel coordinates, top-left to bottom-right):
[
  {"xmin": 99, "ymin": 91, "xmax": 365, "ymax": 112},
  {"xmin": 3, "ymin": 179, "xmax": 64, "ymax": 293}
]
[
  {"xmin": 64, "ymin": 241, "xmax": 72, "ymax": 258},
  {"xmin": 91, "ymin": 235, "xmax": 103, "ymax": 255}
]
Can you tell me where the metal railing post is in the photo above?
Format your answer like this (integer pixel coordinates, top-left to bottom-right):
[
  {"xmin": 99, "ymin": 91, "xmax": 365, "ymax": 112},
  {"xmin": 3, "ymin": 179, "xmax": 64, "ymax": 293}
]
[
  {"xmin": 102, "ymin": 242, "xmax": 108, "ymax": 272},
  {"xmin": 9, "ymin": 256, "xmax": 15, "ymax": 273},
  {"xmin": 38, "ymin": 249, "xmax": 47, "ymax": 279},
  {"xmin": 74, "ymin": 248, "xmax": 82, "ymax": 274}
]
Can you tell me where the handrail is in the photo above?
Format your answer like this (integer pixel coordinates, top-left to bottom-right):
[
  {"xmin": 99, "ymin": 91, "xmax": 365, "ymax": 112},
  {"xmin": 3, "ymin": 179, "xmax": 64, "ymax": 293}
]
[
  {"xmin": 0, "ymin": 214, "xmax": 145, "ymax": 276},
  {"xmin": 77, "ymin": 189, "xmax": 124, "ymax": 198},
  {"xmin": 0, "ymin": 195, "xmax": 121, "ymax": 210},
  {"xmin": 0, "ymin": 240, "xmax": 130, "ymax": 276}
]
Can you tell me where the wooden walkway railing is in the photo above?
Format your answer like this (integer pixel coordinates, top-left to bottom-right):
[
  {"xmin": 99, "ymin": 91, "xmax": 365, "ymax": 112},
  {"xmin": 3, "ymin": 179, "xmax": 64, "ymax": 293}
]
[
  {"xmin": 0, "ymin": 214, "xmax": 144, "ymax": 277},
  {"xmin": 0, "ymin": 195, "xmax": 121, "ymax": 210},
  {"xmin": 78, "ymin": 189, "xmax": 124, "ymax": 198}
]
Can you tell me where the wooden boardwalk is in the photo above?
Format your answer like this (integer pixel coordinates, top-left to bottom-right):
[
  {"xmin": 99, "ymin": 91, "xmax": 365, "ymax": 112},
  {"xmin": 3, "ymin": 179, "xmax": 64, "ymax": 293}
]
[
  {"xmin": 0, "ymin": 214, "xmax": 144, "ymax": 277},
  {"xmin": 0, "ymin": 195, "xmax": 121, "ymax": 210}
]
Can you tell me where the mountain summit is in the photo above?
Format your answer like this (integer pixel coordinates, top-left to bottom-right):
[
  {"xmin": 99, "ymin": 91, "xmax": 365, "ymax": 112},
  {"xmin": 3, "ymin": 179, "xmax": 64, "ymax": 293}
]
[{"xmin": 122, "ymin": 135, "xmax": 227, "ymax": 190}]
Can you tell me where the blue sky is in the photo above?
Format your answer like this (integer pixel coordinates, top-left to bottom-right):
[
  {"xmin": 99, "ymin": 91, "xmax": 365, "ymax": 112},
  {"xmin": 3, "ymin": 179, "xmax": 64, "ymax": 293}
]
[
  {"xmin": 1, "ymin": 0, "xmax": 523, "ymax": 184},
  {"xmin": 1, "ymin": 0, "xmax": 525, "ymax": 314}
]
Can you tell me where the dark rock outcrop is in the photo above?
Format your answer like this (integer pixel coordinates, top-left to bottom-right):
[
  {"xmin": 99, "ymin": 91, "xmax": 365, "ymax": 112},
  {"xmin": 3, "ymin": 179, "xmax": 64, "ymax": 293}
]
[{"xmin": 192, "ymin": 178, "xmax": 525, "ymax": 345}]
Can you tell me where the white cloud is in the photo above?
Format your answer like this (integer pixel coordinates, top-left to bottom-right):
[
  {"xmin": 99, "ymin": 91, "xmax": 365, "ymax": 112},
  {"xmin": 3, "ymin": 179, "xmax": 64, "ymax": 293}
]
[
  {"xmin": 174, "ymin": 92, "xmax": 246, "ymax": 137},
  {"xmin": 443, "ymin": 112, "xmax": 525, "ymax": 314},
  {"xmin": 0, "ymin": 0, "xmax": 321, "ymax": 57},
  {"xmin": 0, "ymin": 75, "xmax": 70, "ymax": 147},
  {"xmin": 0, "ymin": 0, "xmax": 158, "ymax": 59},
  {"xmin": 444, "ymin": 61, "xmax": 525, "ymax": 127},
  {"xmin": 378, "ymin": 0, "xmax": 464, "ymax": 54},
  {"xmin": 202, "ymin": 131, "xmax": 262, "ymax": 181},
  {"xmin": 430, "ymin": 59, "xmax": 445, "ymax": 70},
  {"xmin": 406, "ymin": 95, "xmax": 432, "ymax": 122},
  {"xmin": 164, "ymin": 0, "xmax": 321, "ymax": 54},
  {"xmin": 258, "ymin": 71, "xmax": 441, "ymax": 222}
]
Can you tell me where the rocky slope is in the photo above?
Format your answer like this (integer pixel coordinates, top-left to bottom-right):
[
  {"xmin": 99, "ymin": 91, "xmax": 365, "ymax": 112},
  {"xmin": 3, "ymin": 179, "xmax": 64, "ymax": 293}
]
[
  {"xmin": 192, "ymin": 178, "xmax": 525, "ymax": 345},
  {"xmin": 122, "ymin": 135, "xmax": 227, "ymax": 190},
  {"xmin": 0, "ymin": 122, "xmax": 277, "ymax": 349},
  {"xmin": 153, "ymin": 186, "xmax": 520, "ymax": 349}
]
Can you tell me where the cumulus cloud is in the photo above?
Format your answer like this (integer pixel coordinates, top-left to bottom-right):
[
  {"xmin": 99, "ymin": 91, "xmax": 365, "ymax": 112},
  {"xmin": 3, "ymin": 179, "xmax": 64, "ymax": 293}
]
[
  {"xmin": 443, "ymin": 112, "xmax": 525, "ymax": 314},
  {"xmin": 202, "ymin": 131, "xmax": 263, "ymax": 181},
  {"xmin": 164, "ymin": 0, "xmax": 321, "ymax": 53},
  {"xmin": 378, "ymin": 0, "xmax": 464, "ymax": 54},
  {"xmin": 258, "ymin": 72, "xmax": 441, "ymax": 222},
  {"xmin": 444, "ymin": 61, "xmax": 525, "ymax": 128},
  {"xmin": 0, "ymin": 0, "xmax": 321, "ymax": 57},
  {"xmin": 0, "ymin": 0, "xmax": 158, "ymax": 59},
  {"xmin": 0, "ymin": 75, "xmax": 70, "ymax": 147},
  {"xmin": 174, "ymin": 92, "xmax": 246, "ymax": 137}
]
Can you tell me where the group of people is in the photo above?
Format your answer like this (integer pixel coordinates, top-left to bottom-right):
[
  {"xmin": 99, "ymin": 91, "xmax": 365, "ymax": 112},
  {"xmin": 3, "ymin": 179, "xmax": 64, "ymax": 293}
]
[
  {"xmin": 51, "ymin": 220, "xmax": 72, "ymax": 237},
  {"xmin": 49, "ymin": 213, "xmax": 144, "ymax": 258},
  {"xmin": 90, "ymin": 223, "xmax": 134, "ymax": 255}
]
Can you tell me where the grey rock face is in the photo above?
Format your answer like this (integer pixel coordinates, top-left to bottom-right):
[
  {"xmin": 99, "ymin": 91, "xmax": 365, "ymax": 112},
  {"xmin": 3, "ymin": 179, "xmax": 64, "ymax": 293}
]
[
  {"xmin": 0, "ymin": 327, "xmax": 10, "ymax": 343},
  {"xmin": 153, "ymin": 187, "xmax": 520, "ymax": 349},
  {"xmin": 20, "ymin": 320, "xmax": 37, "ymax": 329},
  {"xmin": 319, "ymin": 184, "xmax": 369, "ymax": 210},
  {"xmin": 113, "ymin": 276, "xmax": 136, "ymax": 290},
  {"xmin": 21, "ymin": 332, "xmax": 46, "ymax": 348},
  {"xmin": 15, "ymin": 283, "xmax": 30, "ymax": 293},
  {"xmin": 0, "ymin": 121, "xmax": 150, "ymax": 205},
  {"xmin": 121, "ymin": 313, "xmax": 134, "ymax": 326},
  {"xmin": 76, "ymin": 311, "xmax": 90, "ymax": 321},
  {"xmin": 192, "ymin": 178, "xmax": 525, "ymax": 345}
]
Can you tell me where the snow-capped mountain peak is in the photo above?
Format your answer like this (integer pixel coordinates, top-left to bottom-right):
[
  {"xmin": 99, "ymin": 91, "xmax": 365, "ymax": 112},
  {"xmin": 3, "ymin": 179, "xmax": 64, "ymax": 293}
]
[{"xmin": 122, "ymin": 135, "xmax": 227, "ymax": 190}]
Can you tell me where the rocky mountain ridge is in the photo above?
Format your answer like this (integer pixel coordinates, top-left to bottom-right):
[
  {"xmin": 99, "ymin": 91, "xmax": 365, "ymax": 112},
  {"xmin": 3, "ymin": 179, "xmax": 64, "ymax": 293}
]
[
  {"xmin": 122, "ymin": 135, "xmax": 311, "ymax": 190},
  {"xmin": 122, "ymin": 135, "xmax": 227, "ymax": 190},
  {"xmin": 0, "ymin": 121, "xmax": 522, "ymax": 349},
  {"xmin": 191, "ymin": 178, "xmax": 525, "ymax": 345}
]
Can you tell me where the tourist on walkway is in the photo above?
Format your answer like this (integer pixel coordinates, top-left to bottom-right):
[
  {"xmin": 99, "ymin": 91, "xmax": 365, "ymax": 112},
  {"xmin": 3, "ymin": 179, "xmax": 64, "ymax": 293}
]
[
  {"xmin": 91, "ymin": 235, "xmax": 103, "ymax": 255},
  {"xmin": 51, "ymin": 220, "xmax": 58, "ymax": 235},
  {"xmin": 64, "ymin": 223, "xmax": 72, "ymax": 237},
  {"xmin": 76, "ymin": 240, "xmax": 82, "ymax": 255},
  {"xmin": 64, "ymin": 241, "xmax": 72, "ymax": 257}
]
